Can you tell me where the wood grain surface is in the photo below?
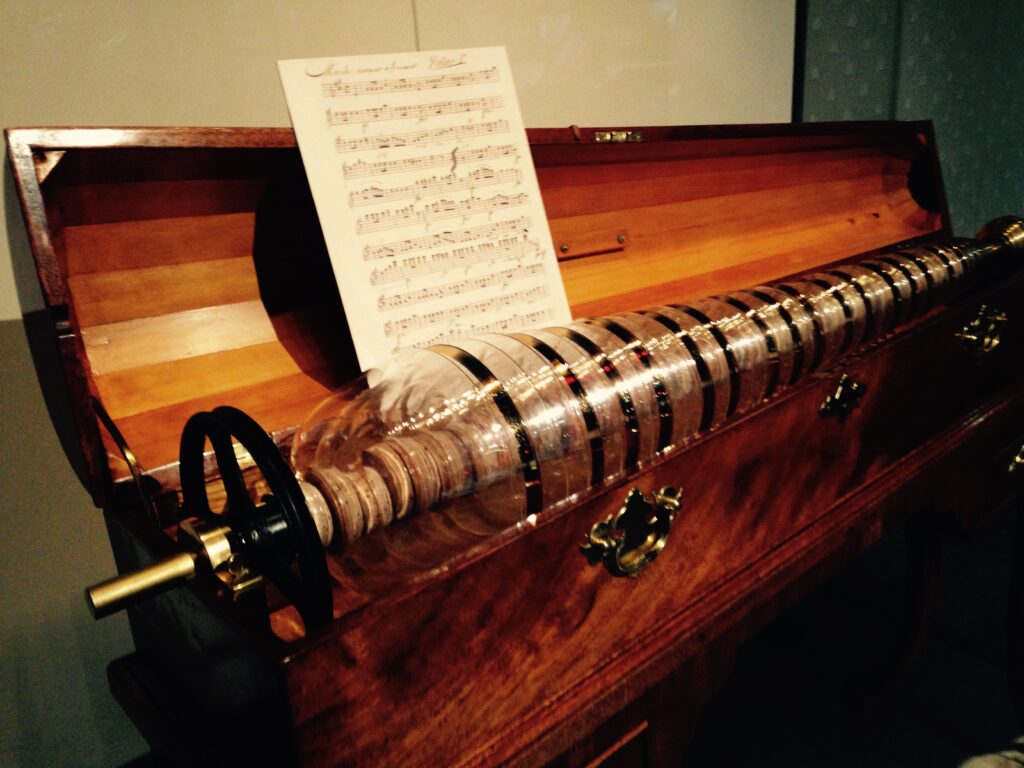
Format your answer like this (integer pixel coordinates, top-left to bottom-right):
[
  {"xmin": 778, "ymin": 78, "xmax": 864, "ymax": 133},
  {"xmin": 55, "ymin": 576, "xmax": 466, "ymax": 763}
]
[
  {"xmin": 13, "ymin": 123, "xmax": 1015, "ymax": 768},
  {"xmin": 4, "ymin": 122, "xmax": 946, "ymax": 491},
  {"xmin": 276, "ymin": 278, "xmax": 1023, "ymax": 765}
]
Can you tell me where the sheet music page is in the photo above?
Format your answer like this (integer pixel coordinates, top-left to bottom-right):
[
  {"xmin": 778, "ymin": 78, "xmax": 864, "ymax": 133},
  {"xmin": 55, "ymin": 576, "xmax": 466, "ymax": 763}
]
[{"xmin": 278, "ymin": 46, "xmax": 571, "ymax": 371}]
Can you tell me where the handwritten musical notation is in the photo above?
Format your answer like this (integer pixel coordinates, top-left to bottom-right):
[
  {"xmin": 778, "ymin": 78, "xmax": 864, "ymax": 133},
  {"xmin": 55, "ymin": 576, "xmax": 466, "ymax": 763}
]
[
  {"xmin": 362, "ymin": 217, "xmax": 530, "ymax": 261},
  {"xmin": 370, "ymin": 240, "xmax": 541, "ymax": 286},
  {"xmin": 356, "ymin": 193, "xmax": 528, "ymax": 234},
  {"xmin": 377, "ymin": 264, "xmax": 544, "ymax": 310},
  {"xmin": 342, "ymin": 144, "xmax": 518, "ymax": 179},
  {"xmin": 418, "ymin": 310, "xmax": 555, "ymax": 349},
  {"xmin": 334, "ymin": 120, "xmax": 509, "ymax": 153},
  {"xmin": 279, "ymin": 47, "xmax": 571, "ymax": 369},
  {"xmin": 321, "ymin": 66, "xmax": 499, "ymax": 97},
  {"xmin": 350, "ymin": 167, "xmax": 521, "ymax": 207},
  {"xmin": 383, "ymin": 286, "xmax": 549, "ymax": 337},
  {"xmin": 326, "ymin": 95, "xmax": 503, "ymax": 126}
]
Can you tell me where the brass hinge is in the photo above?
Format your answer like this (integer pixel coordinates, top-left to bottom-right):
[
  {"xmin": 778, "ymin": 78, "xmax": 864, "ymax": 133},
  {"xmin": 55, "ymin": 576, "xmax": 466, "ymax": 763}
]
[{"xmin": 594, "ymin": 130, "xmax": 643, "ymax": 144}]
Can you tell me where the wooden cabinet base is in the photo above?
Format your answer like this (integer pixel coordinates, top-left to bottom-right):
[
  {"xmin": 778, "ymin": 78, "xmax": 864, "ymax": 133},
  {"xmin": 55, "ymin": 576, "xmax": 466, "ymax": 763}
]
[{"xmin": 7, "ymin": 122, "xmax": 1023, "ymax": 767}]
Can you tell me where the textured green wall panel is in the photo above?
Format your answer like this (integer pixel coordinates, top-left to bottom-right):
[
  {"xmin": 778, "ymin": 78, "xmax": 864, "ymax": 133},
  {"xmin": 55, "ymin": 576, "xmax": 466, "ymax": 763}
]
[
  {"xmin": 802, "ymin": 0, "xmax": 901, "ymax": 122},
  {"xmin": 802, "ymin": 0, "xmax": 1024, "ymax": 235},
  {"xmin": 894, "ymin": 1, "xmax": 1024, "ymax": 235}
]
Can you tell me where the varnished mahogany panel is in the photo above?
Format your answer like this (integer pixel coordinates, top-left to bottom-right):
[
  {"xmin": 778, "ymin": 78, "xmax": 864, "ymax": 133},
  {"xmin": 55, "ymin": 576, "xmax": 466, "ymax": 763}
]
[
  {"xmin": 14, "ymin": 123, "xmax": 1002, "ymax": 768},
  {"xmin": 69, "ymin": 256, "xmax": 259, "ymax": 326},
  {"xmin": 106, "ymin": 374, "xmax": 336, "ymax": 480},
  {"xmin": 93, "ymin": 369, "xmax": 1024, "ymax": 768},
  {"xmin": 278, "ymin": 273, "xmax": 1023, "ymax": 766},
  {"xmin": 63, "ymin": 212, "xmax": 257, "ymax": 273},
  {"xmin": 556, "ymin": 187, "xmax": 930, "ymax": 316},
  {"xmin": 82, "ymin": 301, "xmax": 276, "ymax": 375},
  {"xmin": 534, "ymin": 130, "xmax": 941, "ymax": 315}
]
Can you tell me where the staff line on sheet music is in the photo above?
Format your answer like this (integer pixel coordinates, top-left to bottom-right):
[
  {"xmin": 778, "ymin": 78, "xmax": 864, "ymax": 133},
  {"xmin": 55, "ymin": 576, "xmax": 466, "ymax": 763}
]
[
  {"xmin": 384, "ymin": 286, "xmax": 550, "ymax": 337},
  {"xmin": 327, "ymin": 96, "xmax": 503, "ymax": 126},
  {"xmin": 356, "ymin": 193, "xmax": 529, "ymax": 234},
  {"xmin": 350, "ymin": 167, "xmax": 521, "ymax": 207},
  {"xmin": 377, "ymin": 263, "xmax": 545, "ymax": 311},
  {"xmin": 334, "ymin": 120, "xmax": 510, "ymax": 153},
  {"xmin": 369, "ymin": 237, "xmax": 539, "ymax": 285},
  {"xmin": 342, "ymin": 144, "xmax": 518, "ymax": 179},
  {"xmin": 413, "ymin": 310, "xmax": 555, "ymax": 349},
  {"xmin": 280, "ymin": 47, "xmax": 570, "ymax": 368},
  {"xmin": 321, "ymin": 66, "xmax": 499, "ymax": 97},
  {"xmin": 363, "ymin": 217, "xmax": 530, "ymax": 261}
]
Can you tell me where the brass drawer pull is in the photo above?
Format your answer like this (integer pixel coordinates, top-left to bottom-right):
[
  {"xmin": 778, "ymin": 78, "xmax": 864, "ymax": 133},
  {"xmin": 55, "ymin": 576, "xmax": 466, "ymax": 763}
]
[
  {"xmin": 957, "ymin": 304, "xmax": 1007, "ymax": 355},
  {"xmin": 1009, "ymin": 444, "xmax": 1024, "ymax": 474},
  {"xmin": 581, "ymin": 486, "xmax": 681, "ymax": 577},
  {"xmin": 820, "ymin": 374, "xmax": 866, "ymax": 422}
]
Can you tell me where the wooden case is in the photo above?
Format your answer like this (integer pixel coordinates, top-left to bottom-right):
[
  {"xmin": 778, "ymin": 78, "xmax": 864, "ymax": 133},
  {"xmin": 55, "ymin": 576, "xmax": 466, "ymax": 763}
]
[{"xmin": 8, "ymin": 122, "xmax": 1024, "ymax": 767}]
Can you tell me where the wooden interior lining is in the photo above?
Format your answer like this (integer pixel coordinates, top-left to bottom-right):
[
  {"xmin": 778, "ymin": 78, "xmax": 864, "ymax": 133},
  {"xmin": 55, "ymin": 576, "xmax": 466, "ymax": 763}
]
[
  {"xmin": 556, "ymin": 181, "xmax": 938, "ymax": 314},
  {"xmin": 52, "ymin": 178, "xmax": 270, "ymax": 226},
  {"xmin": 63, "ymin": 212, "xmax": 256, "ymax": 273},
  {"xmin": 106, "ymin": 373, "xmax": 337, "ymax": 476},
  {"xmin": 534, "ymin": 146, "xmax": 888, "ymax": 185},
  {"xmin": 527, "ymin": 131, "xmax": 916, "ymax": 167},
  {"xmin": 18, "ymin": 126, "xmax": 943, "ymax": 490},
  {"xmin": 537, "ymin": 153, "xmax": 905, "ymax": 218},
  {"xmin": 81, "ymin": 300, "xmax": 277, "ymax": 375},
  {"xmin": 68, "ymin": 256, "xmax": 259, "ymax": 326},
  {"xmin": 551, "ymin": 176, "xmax": 910, "ymax": 244},
  {"xmin": 92, "ymin": 341, "xmax": 319, "ymax": 419}
]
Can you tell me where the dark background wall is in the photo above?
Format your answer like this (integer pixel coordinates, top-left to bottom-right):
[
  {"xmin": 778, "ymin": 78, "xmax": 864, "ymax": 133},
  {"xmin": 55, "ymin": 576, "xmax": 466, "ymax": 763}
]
[{"xmin": 799, "ymin": 0, "xmax": 1024, "ymax": 236}]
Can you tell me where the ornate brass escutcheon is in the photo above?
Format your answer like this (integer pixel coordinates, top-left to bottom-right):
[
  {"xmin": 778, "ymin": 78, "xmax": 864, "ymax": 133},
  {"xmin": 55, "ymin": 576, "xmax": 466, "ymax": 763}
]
[
  {"xmin": 819, "ymin": 374, "xmax": 866, "ymax": 422},
  {"xmin": 956, "ymin": 304, "xmax": 1007, "ymax": 355},
  {"xmin": 580, "ymin": 486, "xmax": 682, "ymax": 577}
]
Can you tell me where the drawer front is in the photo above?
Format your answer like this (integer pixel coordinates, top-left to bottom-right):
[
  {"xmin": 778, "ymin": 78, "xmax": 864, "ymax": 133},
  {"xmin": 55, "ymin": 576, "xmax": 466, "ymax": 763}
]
[
  {"xmin": 952, "ymin": 408, "xmax": 1024, "ymax": 530},
  {"xmin": 284, "ymin": 283, "xmax": 1024, "ymax": 768}
]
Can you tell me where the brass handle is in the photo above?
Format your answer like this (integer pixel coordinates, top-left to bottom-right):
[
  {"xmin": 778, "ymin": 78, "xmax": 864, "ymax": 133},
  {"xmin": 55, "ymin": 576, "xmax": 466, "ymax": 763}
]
[
  {"xmin": 820, "ymin": 374, "xmax": 865, "ymax": 422},
  {"xmin": 1009, "ymin": 445, "xmax": 1024, "ymax": 474},
  {"xmin": 594, "ymin": 130, "xmax": 643, "ymax": 143},
  {"xmin": 86, "ymin": 552, "xmax": 198, "ymax": 618},
  {"xmin": 957, "ymin": 304, "xmax": 1007, "ymax": 355},
  {"xmin": 84, "ymin": 519, "xmax": 246, "ymax": 618},
  {"xmin": 581, "ymin": 486, "xmax": 682, "ymax": 577}
]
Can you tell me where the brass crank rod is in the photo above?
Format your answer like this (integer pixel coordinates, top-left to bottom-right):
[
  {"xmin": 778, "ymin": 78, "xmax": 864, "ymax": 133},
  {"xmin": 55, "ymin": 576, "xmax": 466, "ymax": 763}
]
[
  {"xmin": 85, "ymin": 518, "xmax": 234, "ymax": 619},
  {"xmin": 86, "ymin": 552, "xmax": 198, "ymax": 619}
]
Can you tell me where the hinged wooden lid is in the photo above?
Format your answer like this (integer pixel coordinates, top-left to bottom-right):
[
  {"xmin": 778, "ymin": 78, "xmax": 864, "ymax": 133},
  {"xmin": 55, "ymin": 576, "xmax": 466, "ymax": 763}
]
[{"xmin": 5, "ymin": 121, "xmax": 947, "ymax": 505}]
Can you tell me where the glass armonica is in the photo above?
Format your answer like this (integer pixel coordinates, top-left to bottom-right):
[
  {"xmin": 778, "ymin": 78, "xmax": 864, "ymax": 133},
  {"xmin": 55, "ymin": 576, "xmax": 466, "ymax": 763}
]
[{"xmin": 289, "ymin": 236, "xmax": 985, "ymax": 592}]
